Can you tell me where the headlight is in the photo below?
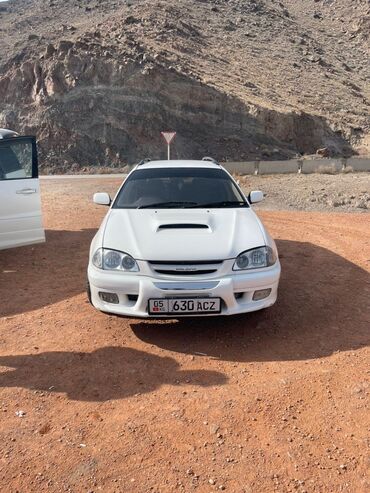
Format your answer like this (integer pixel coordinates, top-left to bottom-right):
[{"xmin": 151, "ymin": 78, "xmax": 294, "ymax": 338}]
[
  {"xmin": 92, "ymin": 248, "xmax": 139, "ymax": 272},
  {"xmin": 233, "ymin": 246, "xmax": 277, "ymax": 271}
]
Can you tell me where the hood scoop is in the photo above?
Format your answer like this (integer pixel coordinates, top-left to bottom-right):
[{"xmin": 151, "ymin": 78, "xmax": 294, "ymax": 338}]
[{"xmin": 157, "ymin": 223, "xmax": 209, "ymax": 231}]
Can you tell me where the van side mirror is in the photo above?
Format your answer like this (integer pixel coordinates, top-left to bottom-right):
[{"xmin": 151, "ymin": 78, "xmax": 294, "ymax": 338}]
[
  {"xmin": 249, "ymin": 190, "xmax": 264, "ymax": 204},
  {"xmin": 93, "ymin": 192, "xmax": 111, "ymax": 206}
]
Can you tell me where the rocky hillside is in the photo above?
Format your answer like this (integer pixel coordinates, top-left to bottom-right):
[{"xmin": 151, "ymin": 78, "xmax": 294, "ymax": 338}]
[{"xmin": 0, "ymin": 0, "xmax": 369, "ymax": 170}]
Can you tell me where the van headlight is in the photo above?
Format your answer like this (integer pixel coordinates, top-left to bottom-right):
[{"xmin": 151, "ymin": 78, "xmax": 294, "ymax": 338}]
[
  {"xmin": 233, "ymin": 246, "xmax": 277, "ymax": 271},
  {"xmin": 92, "ymin": 248, "xmax": 139, "ymax": 272}
]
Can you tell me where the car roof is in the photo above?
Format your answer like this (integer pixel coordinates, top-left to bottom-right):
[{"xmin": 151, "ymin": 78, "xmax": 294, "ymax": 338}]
[{"xmin": 136, "ymin": 159, "xmax": 221, "ymax": 170}]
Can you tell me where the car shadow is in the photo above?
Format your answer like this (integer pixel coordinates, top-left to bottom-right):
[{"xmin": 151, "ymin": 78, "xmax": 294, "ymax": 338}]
[
  {"xmin": 1, "ymin": 234, "xmax": 369, "ymax": 364},
  {"xmin": 0, "ymin": 229, "xmax": 96, "ymax": 317},
  {"xmin": 131, "ymin": 240, "xmax": 370, "ymax": 362},
  {"xmin": 0, "ymin": 346, "xmax": 227, "ymax": 402}
]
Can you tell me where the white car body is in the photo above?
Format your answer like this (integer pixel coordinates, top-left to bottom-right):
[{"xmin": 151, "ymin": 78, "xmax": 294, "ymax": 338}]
[
  {"xmin": 88, "ymin": 160, "xmax": 280, "ymax": 317},
  {"xmin": 0, "ymin": 129, "xmax": 45, "ymax": 250}
]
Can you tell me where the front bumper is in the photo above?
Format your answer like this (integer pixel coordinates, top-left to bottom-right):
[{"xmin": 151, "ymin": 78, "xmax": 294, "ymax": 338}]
[{"xmin": 88, "ymin": 261, "xmax": 281, "ymax": 318}]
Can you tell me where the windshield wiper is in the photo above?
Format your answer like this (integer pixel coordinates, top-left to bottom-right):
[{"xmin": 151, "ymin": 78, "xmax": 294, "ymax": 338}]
[
  {"xmin": 138, "ymin": 201, "xmax": 198, "ymax": 209},
  {"xmin": 190, "ymin": 201, "xmax": 248, "ymax": 208}
]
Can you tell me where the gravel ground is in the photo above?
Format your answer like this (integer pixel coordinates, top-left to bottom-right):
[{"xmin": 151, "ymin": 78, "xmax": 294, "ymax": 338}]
[
  {"xmin": 238, "ymin": 172, "xmax": 370, "ymax": 212},
  {"xmin": 0, "ymin": 177, "xmax": 369, "ymax": 492}
]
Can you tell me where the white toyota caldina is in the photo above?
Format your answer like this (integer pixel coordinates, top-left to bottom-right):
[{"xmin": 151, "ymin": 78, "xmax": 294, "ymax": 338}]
[{"xmin": 87, "ymin": 158, "xmax": 281, "ymax": 317}]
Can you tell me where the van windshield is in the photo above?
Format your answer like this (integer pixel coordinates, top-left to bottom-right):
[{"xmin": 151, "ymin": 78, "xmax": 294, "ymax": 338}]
[{"xmin": 113, "ymin": 167, "xmax": 248, "ymax": 209}]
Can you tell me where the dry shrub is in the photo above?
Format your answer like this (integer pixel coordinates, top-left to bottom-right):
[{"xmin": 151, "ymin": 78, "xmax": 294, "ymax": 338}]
[
  {"xmin": 232, "ymin": 172, "xmax": 248, "ymax": 185},
  {"xmin": 342, "ymin": 165, "xmax": 354, "ymax": 174}
]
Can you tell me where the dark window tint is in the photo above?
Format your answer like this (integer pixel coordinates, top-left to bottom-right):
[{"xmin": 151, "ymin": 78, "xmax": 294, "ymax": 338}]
[
  {"xmin": 113, "ymin": 167, "xmax": 247, "ymax": 209},
  {"xmin": 0, "ymin": 138, "xmax": 36, "ymax": 180}
]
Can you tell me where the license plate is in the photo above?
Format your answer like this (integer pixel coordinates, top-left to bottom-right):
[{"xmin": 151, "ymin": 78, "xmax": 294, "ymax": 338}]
[{"xmin": 148, "ymin": 298, "xmax": 221, "ymax": 315}]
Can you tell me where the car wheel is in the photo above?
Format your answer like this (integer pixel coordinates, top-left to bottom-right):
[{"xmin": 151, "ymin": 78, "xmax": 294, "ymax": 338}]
[{"xmin": 86, "ymin": 279, "xmax": 92, "ymax": 304}]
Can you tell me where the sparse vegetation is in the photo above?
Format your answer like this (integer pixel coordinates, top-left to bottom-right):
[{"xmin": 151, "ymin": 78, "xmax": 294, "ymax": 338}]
[{"xmin": 342, "ymin": 165, "xmax": 354, "ymax": 174}]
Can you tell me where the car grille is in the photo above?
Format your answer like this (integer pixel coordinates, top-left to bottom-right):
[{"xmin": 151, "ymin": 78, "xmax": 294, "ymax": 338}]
[{"xmin": 148, "ymin": 260, "xmax": 223, "ymax": 276}]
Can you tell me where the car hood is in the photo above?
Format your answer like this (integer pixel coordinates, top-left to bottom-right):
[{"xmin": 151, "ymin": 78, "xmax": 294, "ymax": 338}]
[{"xmin": 103, "ymin": 208, "xmax": 266, "ymax": 261}]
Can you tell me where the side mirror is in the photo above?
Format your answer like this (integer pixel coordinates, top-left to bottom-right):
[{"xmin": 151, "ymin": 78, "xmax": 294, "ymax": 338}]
[
  {"xmin": 249, "ymin": 190, "xmax": 264, "ymax": 204},
  {"xmin": 93, "ymin": 192, "xmax": 111, "ymax": 206}
]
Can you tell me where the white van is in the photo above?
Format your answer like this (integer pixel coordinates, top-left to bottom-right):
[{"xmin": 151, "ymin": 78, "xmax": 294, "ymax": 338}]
[{"xmin": 0, "ymin": 129, "xmax": 45, "ymax": 250}]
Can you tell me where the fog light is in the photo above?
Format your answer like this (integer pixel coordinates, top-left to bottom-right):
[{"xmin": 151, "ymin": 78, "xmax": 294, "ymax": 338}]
[
  {"xmin": 99, "ymin": 292, "xmax": 119, "ymax": 304},
  {"xmin": 252, "ymin": 289, "xmax": 271, "ymax": 301}
]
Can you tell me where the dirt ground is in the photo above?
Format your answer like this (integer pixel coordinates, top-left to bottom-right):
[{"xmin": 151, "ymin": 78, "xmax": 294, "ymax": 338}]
[{"xmin": 0, "ymin": 177, "xmax": 369, "ymax": 493}]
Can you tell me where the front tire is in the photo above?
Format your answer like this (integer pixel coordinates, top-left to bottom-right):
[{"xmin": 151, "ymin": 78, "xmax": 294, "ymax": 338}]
[{"xmin": 86, "ymin": 279, "xmax": 92, "ymax": 305}]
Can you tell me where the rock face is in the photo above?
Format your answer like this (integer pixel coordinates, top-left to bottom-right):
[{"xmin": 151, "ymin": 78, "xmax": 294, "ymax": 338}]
[{"xmin": 0, "ymin": 0, "xmax": 369, "ymax": 170}]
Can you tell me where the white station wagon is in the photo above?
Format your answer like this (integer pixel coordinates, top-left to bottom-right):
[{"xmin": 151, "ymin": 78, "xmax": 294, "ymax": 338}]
[{"xmin": 87, "ymin": 158, "xmax": 281, "ymax": 317}]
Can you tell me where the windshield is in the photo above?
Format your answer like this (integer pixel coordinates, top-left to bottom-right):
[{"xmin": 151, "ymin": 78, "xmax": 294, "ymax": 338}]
[{"xmin": 113, "ymin": 167, "xmax": 248, "ymax": 209}]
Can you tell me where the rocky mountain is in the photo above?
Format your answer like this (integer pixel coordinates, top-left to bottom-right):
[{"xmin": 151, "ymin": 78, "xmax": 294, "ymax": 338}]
[{"xmin": 0, "ymin": 0, "xmax": 369, "ymax": 171}]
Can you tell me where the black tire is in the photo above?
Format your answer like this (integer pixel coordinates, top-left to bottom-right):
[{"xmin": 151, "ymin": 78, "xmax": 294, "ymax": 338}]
[{"xmin": 86, "ymin": 279, "xmax": 92, "ymax": 305}]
